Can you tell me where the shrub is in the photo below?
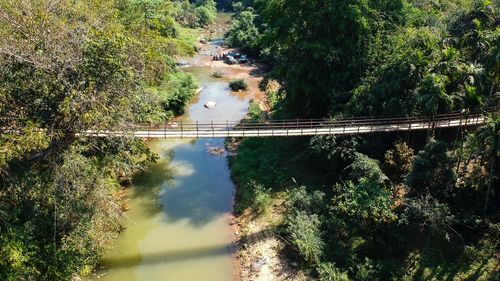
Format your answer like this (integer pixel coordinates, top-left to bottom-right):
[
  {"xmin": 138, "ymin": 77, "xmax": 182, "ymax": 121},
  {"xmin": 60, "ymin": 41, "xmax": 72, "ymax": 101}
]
[
  {"xmin": 317, "ymin": 262, "xmax": 349, "ymax": 281},
  {"xmin": 332, "ymin": 179, "xmax": 396, "ymax": 223},
  {"xmin": 229, "ymin": 79, "xmax": 248, "ymax": 91},
  {"xmin": 347, "ymin": 153, "xmax": 387, "ymax": 184},
  {"xmin": 248, "ymin": 100, "xmax": 263, "ymax": 120},
  {"xmin": 384, "ymin": 142, "xmax": 414, "ymax": 182},
  {"xmin": 286, "ymin": 211, "xmax": 324, "ymax": 264},
  {"xmin": 253, "ymin": 183, "xmax": 272, "ymax": 215},
  {"xmin": 406, "ymin": 139, "xmax": 456, "ymax": 196},
  {"xmin": 287, "ymin": 186, "xmax": 325, "ymax": 214},
  {"xmin": 211, "ymin": 71, "xmax": 224, "ymax": 78}
]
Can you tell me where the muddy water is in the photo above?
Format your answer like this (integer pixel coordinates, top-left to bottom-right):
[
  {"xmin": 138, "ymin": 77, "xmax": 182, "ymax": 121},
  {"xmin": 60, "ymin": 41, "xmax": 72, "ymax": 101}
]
[{"xmin": 89, "ymin": 33, "xmax": 257, "ymax": 281}]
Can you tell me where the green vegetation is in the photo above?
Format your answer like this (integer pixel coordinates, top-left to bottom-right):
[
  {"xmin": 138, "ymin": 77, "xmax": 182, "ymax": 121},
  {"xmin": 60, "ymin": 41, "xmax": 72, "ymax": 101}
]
[
  {"xmin": 211, "ymin": 70, "xmax": 225, "ymax": 78},
  {"xmin": 173, "ymin": 0, "xmax": 218, "ymax": 28},
  {"xmin": 0, "ymin": 0, "xmax": 205, "ymax": 279},
  {"xmin": 225, "ymin": 8, "xmax": 260, "ymax": 53},
  {"xmin": 229, "ymin": 0, "xmax": 499, "ymax": 280},
  {"xmin": 229, "ymin": 79, "xmax": 249, "ymax": 91}
]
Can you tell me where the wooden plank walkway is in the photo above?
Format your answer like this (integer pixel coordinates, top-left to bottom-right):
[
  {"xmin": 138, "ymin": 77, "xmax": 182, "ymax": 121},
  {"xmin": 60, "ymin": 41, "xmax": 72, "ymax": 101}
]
[{"xmin": 78, "ymin": 112, "xmax": 490, "ymax": 138}]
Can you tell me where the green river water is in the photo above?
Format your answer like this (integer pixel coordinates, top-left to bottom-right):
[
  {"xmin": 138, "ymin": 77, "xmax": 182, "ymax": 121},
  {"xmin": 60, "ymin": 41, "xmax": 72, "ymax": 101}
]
[{"xmin": 89, "ymin": 39, "xmax": 252, "ymax": 281}]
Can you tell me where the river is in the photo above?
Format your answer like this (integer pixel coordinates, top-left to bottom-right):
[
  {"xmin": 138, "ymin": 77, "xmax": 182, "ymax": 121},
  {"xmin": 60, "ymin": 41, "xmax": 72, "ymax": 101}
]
[{"xmin": 88, "ymin": 21, "xmax": 260, "ymax": 281}]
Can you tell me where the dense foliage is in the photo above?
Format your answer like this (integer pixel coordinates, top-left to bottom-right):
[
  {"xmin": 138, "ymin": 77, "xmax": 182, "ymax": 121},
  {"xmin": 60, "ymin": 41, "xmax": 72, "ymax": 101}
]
[
  {"xmin": 0, "ymin": 0, "xmax": 205, "ymax": 279},
  {"xmin": 229, "ymin": 0, "xmax": 499, "ymax": 280},
  {"xmin": 174, "ymin": 0, "xmax": 218, "ymax": 28}
]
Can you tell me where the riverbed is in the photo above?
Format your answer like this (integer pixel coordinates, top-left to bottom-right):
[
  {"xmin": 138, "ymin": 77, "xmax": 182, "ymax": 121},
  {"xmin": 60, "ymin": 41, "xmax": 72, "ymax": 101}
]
[{"xmin": 88, "ymin": 27, "xmax": 264, "ymax": 281}]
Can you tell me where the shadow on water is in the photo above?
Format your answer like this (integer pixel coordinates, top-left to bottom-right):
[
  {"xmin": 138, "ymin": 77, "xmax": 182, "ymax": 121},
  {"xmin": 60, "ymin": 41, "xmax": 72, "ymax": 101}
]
[
  {"xmin": 130, "ymin": 155, "xmax": 176, "ymax": 217},
  {"xmin": 157, "ymin": 139, "xmax": 234, "ymax": 226},
  {"xmin": 100, "ymin": 228, "xmax": 274, "ymax": 270},
  {"xmin": 100, "ymin": 243, "xmax": 236, "ymax": 269}
]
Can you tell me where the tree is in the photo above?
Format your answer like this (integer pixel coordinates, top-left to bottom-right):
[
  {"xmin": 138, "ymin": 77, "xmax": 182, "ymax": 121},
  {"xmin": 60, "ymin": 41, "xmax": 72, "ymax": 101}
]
[
  {"xmin": 0, "ymin": 0, "xmax": 196, "ymax": 279},
  {"xmin": 384, "ymin": 142, "xmax": 415, "ymax": 182},
  {"xmin": 406, "ymin": 139, "xmax": 456, "ymax": 197},
  {"xmin": 259, "ymin": 0, "xmax": 406, "ymax": 117},
  {"xmin": 475, "ymin": 116, "xmax": 500, "ymax": 211},
  {"xmin": 225, "ymin": 10, "xmax": 260, "ymax": 52},
  {"xmin": 332, "ymin": 179, "xmax": 396, "ymax": 224},
  {"xmin": 346, "ymin": 153, "xmax": 387, "ymax": 184}
]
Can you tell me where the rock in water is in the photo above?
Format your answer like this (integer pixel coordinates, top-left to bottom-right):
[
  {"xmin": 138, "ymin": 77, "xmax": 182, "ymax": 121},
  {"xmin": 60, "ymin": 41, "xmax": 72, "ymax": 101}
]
[
  {"xmin": 205, "ymin": 101, "xmax": 217, "ymax": 109},
  {"xmin": 207, "ymin": 147, "xmax": 225, "ymax": 156}
]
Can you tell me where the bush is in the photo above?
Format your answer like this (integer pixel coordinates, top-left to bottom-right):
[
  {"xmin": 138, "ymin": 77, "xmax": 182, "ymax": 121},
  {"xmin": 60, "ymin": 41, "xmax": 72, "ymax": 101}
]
[
  {"xmin": 286, "ymin": 211, "xmax": 324, "ymax": 264},
  {"xmin": 332, "ymin": 179, "xmax": 396, "ymax": 223},
  {"xmin": 248, "ymin": 100, "xmax": 263, "ymax": 120},
  {"xmin": 384, "ymin": 142, "xmax": 414, "ymax": 182},
  {"xmin": 317, "ymin": 262, "xmax": 349, "ymax": 281},
  {"xmin": 406, "ymin": 139, "xmax": 456, "ymax": 196},
  {"xmin": 288, "ymin": 186, "xmax": 325, "ymax": 214},
  {"xmin": 211, "ymin": 71, "xmax": 224, "ymax": 78},
  {"xmin": 253, "ymin": 183, "xmax": 272, "ymax": 215},
  {"xmin": 347, "ymin": 153, "xmax": 387, "ymax": 184},
  {"xmin": 229, "ymin": 79, "xmax": 248, "ymax": 91}
]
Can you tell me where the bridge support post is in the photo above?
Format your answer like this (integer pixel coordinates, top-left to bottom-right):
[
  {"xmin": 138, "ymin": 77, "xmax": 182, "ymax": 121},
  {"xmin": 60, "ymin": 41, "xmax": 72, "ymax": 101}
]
[
  {"xmin": 196, "ymin": 121, "xmax": 199, "ymax": 138},
  {"xmin": 181, "ymin": 121, "xmax": 183, "ymax": 139}
]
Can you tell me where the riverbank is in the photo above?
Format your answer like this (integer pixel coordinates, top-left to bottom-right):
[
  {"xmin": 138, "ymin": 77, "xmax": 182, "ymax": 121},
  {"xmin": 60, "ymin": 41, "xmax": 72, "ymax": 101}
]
[{"xmin": 227, "ymin": 135, "xmax": 311, "ymax": 281}]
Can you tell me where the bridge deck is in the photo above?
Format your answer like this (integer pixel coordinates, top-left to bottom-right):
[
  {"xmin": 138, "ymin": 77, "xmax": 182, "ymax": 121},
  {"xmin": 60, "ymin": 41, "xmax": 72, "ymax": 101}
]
[{"xmin": 79, "ymin": 113, "xmax": 487, "ymax": 138}]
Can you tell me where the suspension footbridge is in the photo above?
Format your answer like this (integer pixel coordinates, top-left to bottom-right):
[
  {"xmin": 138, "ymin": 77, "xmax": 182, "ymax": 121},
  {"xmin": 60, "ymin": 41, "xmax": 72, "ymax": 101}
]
[{"xmin": 78, "ymin": 111, "xmax": 491, "ymax": 138}]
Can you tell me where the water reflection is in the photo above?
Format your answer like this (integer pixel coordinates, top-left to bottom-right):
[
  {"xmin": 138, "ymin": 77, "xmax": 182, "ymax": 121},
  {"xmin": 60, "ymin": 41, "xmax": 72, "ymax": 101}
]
[
  {"xmin": 101, "ymin": 243, "xmax": 235, "ymax": 269},
  {"xmin": 159, "ymin": 139, "xmax": 233, "ymax": 226},
  {"xmin": 90, "ymin": 30, "xmax": 251, "ymax": 281}
]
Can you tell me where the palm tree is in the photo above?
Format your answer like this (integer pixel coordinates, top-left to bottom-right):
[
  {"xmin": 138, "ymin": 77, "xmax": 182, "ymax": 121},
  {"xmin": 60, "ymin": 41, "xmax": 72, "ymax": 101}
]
[
  {"xmin": 418, "ymin": 73, "xmax": 454, "ymax": 116},
  {"xmin": 418, "ymin": 73, "xmax": 455, "ymax": 139},
  {"xmin": 475, "ymin": 116, "xmax": 499, "ymax": 211}
]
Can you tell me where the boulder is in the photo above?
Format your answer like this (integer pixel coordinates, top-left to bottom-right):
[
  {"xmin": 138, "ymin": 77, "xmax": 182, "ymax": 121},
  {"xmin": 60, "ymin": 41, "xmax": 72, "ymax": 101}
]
[
  {"xmin": 207, "ymin": 147, "xmax": 225, "ymax": 156},
  {"xmin": 204, "ymin": 101, "xmax": 217, "ymax": 109}
]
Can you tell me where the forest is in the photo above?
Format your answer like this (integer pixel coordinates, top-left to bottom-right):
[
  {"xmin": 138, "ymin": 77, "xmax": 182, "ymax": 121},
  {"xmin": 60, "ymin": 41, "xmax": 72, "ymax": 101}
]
[
  {"xmin": 227, "ymin": 0, "xmax": 499, "ymax": 280},
  {"xmin": 0, "ymin": 0, "xmax": 499, "ymax": 280},
  {"xmin": 0, "ymin": 0, "xmax": 217, "ymax": 280}
]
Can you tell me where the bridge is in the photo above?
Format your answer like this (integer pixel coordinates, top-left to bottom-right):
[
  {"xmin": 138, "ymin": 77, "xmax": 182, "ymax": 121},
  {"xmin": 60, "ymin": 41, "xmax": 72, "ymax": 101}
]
[{"xmin": 78, "ymin": 111, "xmax": 491, "ymax": 138}]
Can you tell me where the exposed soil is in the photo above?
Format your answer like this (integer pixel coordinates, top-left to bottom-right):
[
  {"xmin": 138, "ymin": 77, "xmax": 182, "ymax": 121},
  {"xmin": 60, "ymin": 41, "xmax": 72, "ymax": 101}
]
[
  {"xmin": 233, "ymin": 201, "xmax": 307, "ymax": 281},
  {"xmin": 189, "ymin": 42, "xmax": 271, "ymax": 113}
]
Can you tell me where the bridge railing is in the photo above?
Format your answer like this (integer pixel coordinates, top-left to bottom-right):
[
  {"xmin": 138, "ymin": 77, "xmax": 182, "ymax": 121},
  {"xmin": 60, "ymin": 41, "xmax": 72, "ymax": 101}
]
[
  {"xmin": 1, "ymin": 108, "xmax": 496, "ymax": 137},
  {"xmin": 128, "ymin": 111, "xmax": 487, "ymax": 133}
]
